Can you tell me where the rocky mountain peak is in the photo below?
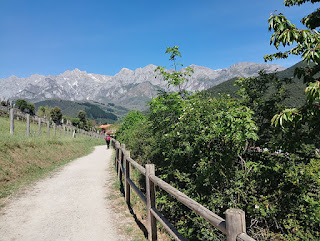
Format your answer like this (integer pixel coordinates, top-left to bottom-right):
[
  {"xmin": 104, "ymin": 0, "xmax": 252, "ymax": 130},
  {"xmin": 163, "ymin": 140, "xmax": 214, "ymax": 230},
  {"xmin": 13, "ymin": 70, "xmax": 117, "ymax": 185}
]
[
  {"xmin": 142, "ymin": 64, "xmax": 157, "ymax": 71},
  {"xmin": 8, "ymin": 75, "xmax": 18, "ymax": 78},
  {"xmin": 119, "ymin": 68, "xmax": 133, "ymax": 73},
  {"xmin": 60, "ymin": 68, "xmax": 87, "ymax": 77},
  {"xmin": 230, "ymin": 62, "xmax": 285, "ymax": 71},
  {"xmin": 1, "ymin": 62, "xmax": 287, "ymax": 110}
]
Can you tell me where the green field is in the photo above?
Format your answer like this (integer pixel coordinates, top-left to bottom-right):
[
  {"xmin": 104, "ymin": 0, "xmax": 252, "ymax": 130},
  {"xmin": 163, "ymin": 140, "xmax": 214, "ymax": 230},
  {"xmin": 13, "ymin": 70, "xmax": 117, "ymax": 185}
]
[{"xmin": 0, "ymin": 115, "xmax": 105, "ymax": 205}]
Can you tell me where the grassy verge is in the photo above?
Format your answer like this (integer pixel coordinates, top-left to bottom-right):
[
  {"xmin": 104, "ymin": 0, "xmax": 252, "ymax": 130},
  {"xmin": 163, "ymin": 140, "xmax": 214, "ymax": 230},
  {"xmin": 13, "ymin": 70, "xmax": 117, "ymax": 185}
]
[
  {"xmin": 108, "ymin": 150, "xmax": 171, "ymax": 241},
  {"xmin": 106, "ymin": 151, "xmax": 148, "ymax": 241},
  {"xmin": 0, "ymin": 116, "xmax": 104, "ymax": 205}
]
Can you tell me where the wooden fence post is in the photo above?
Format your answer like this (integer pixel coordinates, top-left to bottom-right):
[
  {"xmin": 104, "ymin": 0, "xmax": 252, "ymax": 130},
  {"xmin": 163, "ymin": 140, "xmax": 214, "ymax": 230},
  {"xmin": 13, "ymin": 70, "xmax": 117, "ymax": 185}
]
[
  {"xmin": 10, "ymin": 108, "xmax": 14, "ymax": 135},
  {"xmin": 226, "ymin": 209, "xmax": 246, "ymax": 241},
  {"xmin": 38, "ymin": 118, "xmax": 41, "ymax": 136},
  {"xmin": 53, "ymin": 123, "xmax": 56, "ymax": 137},
  {"xmin": 125, "ymin": 150, "xmax": 130, "ymax": 205},
  {"xmin": 47, "ymin": 121, "xmax": 50, "ymax": 137},
  {"xmin": 115, "ymin": 142, "xmax": 120, "ymax": 170},
  {"xmin": 63, "ymin": 125, "xmax": 66, "ymax": 137},
  {"xmin": 26, "ymin": 114, "xmax": 30, "ymax": 136},
  {"xmin": 146, "ymin": 164, "xmax": 157, "ymax": 241},
  {"xmin": 118, "ymin": 144, "xmax": 125, "ymax": 180},
  {"xmin": 59, "ymin": 125, "xmax": 61, "ymax": 137}
]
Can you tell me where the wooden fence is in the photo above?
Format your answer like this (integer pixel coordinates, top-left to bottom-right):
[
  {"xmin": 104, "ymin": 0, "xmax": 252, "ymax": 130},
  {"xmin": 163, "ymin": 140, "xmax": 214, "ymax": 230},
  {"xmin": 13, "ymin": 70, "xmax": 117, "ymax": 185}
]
[
  {"xmin": 112, "ymin": 139, "xmax": 255, "ymax": 241},
  {"xmin": 1, "ymin": 106, "xmax": 104, "ymax": 139}
]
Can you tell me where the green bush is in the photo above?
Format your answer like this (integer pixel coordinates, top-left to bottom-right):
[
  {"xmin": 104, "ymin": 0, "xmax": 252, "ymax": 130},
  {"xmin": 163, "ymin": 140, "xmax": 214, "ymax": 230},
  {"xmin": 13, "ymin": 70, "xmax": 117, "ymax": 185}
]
[
  {"xmin": 242, "ymin": 151, "xmax": 320, "ymax": 240},
  {"xmin": 115, "ymin": 44, "xmax": 320, "ymax": 239}
]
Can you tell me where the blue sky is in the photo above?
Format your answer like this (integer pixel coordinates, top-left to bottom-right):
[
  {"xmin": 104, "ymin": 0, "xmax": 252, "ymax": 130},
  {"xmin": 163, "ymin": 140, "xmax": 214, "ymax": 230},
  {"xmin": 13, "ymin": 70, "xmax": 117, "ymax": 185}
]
[{"xmin": 0, "ymin": 0, "xmax": 318, "ymax": 79}]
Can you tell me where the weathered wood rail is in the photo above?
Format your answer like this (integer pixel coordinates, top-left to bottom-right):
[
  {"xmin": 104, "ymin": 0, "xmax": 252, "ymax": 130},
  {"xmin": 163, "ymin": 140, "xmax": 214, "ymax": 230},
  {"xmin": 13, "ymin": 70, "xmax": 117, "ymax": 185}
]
[{"xmin": 112, "ymin": 138, "xmax": 255, "ymax": 241}]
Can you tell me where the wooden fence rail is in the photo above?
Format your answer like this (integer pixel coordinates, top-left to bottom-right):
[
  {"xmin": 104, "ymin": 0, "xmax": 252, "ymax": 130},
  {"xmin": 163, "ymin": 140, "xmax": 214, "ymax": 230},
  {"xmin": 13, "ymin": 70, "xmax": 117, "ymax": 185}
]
[{"xmin": 112, "ymin": 138, "xmax": 255, "ymax": 241}]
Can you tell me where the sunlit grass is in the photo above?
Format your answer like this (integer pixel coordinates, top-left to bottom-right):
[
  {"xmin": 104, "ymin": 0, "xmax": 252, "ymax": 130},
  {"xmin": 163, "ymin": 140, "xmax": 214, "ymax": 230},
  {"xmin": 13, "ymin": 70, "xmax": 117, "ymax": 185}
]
[{"xmin": 0, "ymin": 116, "xmax": 104, "ymax": 202}]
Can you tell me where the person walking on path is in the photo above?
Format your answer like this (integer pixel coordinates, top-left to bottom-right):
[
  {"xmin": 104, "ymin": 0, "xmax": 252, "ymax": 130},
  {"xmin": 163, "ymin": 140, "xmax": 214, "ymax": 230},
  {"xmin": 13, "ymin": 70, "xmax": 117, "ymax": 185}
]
[{"xmin": 105, "ymin": 134, "xmax": 111, "ymax": 149}]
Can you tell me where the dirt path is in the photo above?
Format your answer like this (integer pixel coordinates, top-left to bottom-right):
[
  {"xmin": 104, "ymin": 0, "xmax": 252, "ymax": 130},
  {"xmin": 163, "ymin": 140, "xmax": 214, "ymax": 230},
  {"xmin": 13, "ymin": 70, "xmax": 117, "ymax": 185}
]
[{"xmin": 0, "ymin": 146, "xmax": 123, "ymax": 241}]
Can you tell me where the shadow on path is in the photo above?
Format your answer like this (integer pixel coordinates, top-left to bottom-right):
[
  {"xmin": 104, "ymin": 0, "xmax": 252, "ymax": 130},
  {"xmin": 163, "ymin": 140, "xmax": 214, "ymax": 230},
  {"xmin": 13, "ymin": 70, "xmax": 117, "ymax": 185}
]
[
  {"xmin": 127, "ymin": 203, "xmax": 148, "ymax": 239},
  {"xmin": 118, "ymin": 177, "xmax": 148, "ymax": 239}
]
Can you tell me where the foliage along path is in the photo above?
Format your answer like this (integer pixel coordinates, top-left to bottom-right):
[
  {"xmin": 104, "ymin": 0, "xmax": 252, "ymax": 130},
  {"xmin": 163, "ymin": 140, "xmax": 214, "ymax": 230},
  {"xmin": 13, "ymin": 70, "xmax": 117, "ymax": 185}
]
[{"xmin": 0, "ymin": 146, "xmax": 123, "ymax": 241}]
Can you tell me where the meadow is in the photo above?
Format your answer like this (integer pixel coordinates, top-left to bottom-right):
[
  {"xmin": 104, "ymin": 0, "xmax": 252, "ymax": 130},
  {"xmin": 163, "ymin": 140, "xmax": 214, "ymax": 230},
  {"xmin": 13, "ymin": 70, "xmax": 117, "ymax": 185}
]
[{"xmin": 0, "ymin": 115, "xmax": 104, "ymax": 206}]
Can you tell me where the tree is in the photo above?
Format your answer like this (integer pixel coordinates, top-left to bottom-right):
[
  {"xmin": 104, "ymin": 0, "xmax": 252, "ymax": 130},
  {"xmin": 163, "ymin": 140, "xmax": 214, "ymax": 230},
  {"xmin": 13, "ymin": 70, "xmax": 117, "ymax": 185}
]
[
  {"xmin": 50, "ymin": 106, "xmax": 63, "ymax": 124},
  {"xmin": 1, "ymin": 100, "xmax": 8, "ymax": 106},
  {"xmin": 77, "ymin": 110, "xmax": 88, "ymax": 129},
  {"xmin": 265, "ymin": 0, "xmax": 320, "ymax": 148},
  {"xmin": 260, "ymin": 3, "xmax": 320, "ymax": 238},
  {"xmin": 15, "ymin": 99, "xmax": 35, "ymax": 114},
  {"xmin": 15, "ymin": 99, "xmax": 28, "ymax": 112},
  {"xmin": 264, "ymin": 0, "xmax": 320, "ymax": 69},
  {"xmin": 40, "ymin": 106, "xmax": 46, "ymax": 113},
  {"xmin": 70, "ymin": 118, "xmax": 80, "ymax": 127},
  {"xmin": 155, "ymin": 46, "xmax": 193, "ymax": 91},
  {"xmin": 264, "ymin": 0, "xmax": 320, "ymax": 87},
  {"xmin": 36, "ymin": 105, "xmax": 52, "ymax": 118},
  {"xmin": 27, "ymin": 103, "xmax": 35, "ymax": 115},
  {"xmin": 148, "ymin": 48, "xmax": 259, "ymax": 239},
  {"xmin": 165, "ymin": 46, "xmax": 182, "ymax": 71},
  {"xmin": 264, "ymin": 0, "xmax": 320, "ymax": 105},
  {"xmin": 117, "ymin": 110, "xmax": 145, "ymax": 134},
  {"xmin": 78, "ymin": 110, "xmax": 87, "ymax": 123},
  {"xmin": 235, "ymin": 70, "xmax": 292, "ymax": 149}
]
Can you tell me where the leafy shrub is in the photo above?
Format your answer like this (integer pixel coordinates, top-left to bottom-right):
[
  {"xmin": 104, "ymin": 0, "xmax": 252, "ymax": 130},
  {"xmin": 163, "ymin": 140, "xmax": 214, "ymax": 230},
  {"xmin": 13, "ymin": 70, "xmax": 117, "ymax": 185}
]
[
  {"xmin": 115, "ymin": 44, "xmax": 320, "ymax": 239},
  {"xmin": 242, "ymin": 151, "xmax": 320, "ymax": 240}
]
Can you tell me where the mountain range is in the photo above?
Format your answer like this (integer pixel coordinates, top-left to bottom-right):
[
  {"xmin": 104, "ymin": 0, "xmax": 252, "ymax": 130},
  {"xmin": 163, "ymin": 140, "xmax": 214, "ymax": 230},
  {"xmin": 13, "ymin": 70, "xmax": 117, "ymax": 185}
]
[{"xmin": 0, "ymin": 62, "xmax": 285, "ymax": 110}]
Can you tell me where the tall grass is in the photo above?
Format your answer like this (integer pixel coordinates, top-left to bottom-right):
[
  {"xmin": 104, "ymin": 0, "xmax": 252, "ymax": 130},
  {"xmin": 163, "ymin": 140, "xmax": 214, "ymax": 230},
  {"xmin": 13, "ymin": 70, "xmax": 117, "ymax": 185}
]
[{"xmin": 0, "ymin": 116, "xmax": 105, "ymax": 203}]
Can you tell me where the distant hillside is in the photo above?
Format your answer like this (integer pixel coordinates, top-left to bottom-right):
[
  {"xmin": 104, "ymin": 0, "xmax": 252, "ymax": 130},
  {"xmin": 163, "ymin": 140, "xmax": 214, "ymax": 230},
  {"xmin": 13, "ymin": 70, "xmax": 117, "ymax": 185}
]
[
  {"xmin": 34, "ymin": 99, "xmax": 129, "ymax": 124},
  {"xmin": 204, "ymin": 61, "xmax": 315, "ymax": 108}
]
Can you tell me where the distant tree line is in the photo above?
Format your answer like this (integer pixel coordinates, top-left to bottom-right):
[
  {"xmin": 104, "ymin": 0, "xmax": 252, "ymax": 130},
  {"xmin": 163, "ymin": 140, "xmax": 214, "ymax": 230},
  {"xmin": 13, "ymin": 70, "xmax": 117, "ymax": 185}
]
[
  {"xmin": 13, "ymin": 99, "xmax": 97, "ymax": 131},
  {"xmin": 81, "ymin": 102, "xmax": 117, "ymax": 120}
]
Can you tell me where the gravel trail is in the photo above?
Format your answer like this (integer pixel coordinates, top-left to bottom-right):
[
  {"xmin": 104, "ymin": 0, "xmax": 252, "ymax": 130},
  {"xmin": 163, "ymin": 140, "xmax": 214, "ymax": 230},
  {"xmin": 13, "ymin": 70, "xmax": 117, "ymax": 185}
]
[{"xmin": 0, "ymin": 146, "xmax": 120, "ymax": 241}]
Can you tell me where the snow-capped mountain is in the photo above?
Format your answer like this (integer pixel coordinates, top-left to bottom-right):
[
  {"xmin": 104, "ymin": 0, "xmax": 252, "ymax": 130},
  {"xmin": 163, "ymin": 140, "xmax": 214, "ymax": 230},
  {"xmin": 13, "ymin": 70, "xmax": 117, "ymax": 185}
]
[{"xmin": 0, "ymin": 62, "xmax": 285, "ymax": 109}]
